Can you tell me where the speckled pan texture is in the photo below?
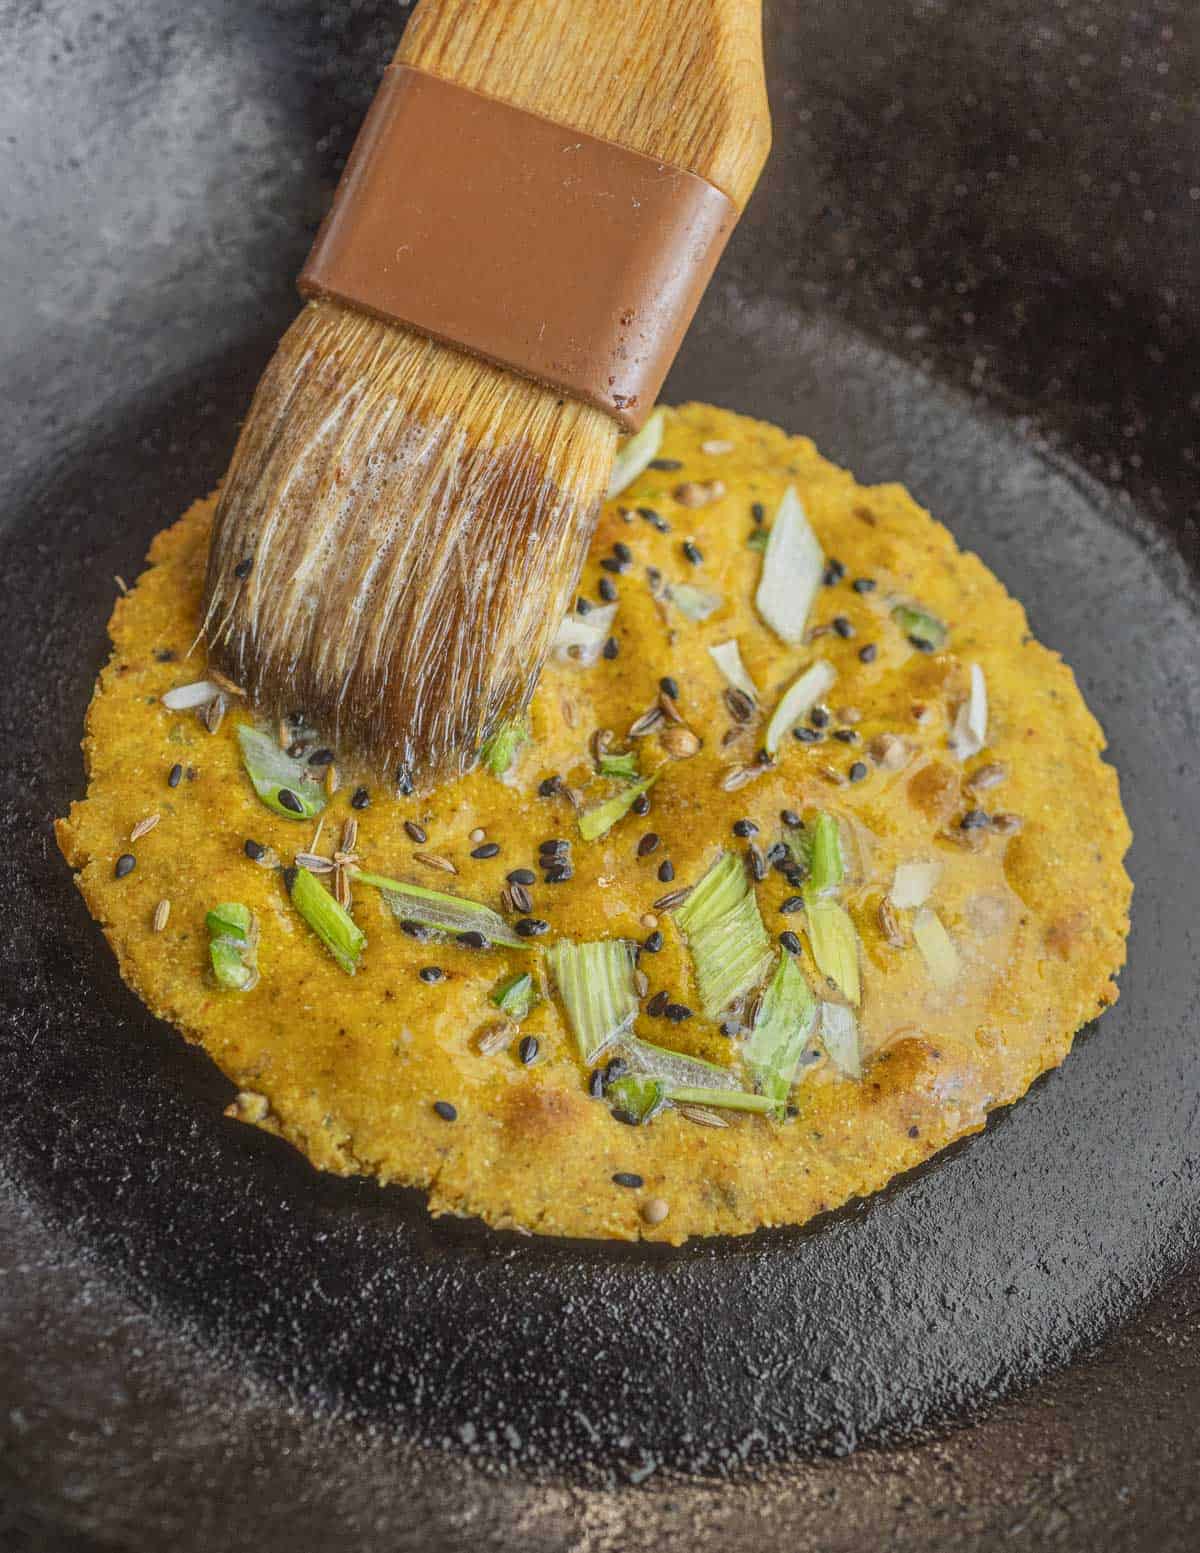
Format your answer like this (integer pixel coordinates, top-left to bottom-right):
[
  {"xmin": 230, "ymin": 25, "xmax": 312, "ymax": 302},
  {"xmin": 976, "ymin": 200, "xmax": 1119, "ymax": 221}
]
[{"xmin": 2, "ymin": 0, "xmax": 1199, "ymax": 1547}]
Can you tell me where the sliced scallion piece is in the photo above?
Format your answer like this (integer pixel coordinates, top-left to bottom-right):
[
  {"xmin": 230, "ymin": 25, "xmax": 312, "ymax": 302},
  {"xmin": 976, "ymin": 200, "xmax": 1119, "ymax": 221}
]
[
  {"xmin": 892, "ymin": 603, "xmax": 948, "ymax": 651},
  {"xmin": 819, "ymin": 1001, "xmax": 862, "ymax": 1079},
  {"xmin": 206, "ymin": 900, "xmax": 258, "ymax": 991},
  {"xmin": 669, "ymin": 582, "xmax": 723, "ymax": 622},
  {"xmin": 802, "ymin": 892, "xmax": 861, "ymax": 1004},
  {"xmin": 890, "ymin": 860, "xmax": 940, "ymax": 909},
  {"xmin": 286, "ymin": 865, "xmax": 364, "ymax": 975},
  {"xmin": 205, "ymin": 902, "xmax": 253, "ymax": 942},
  {"xmin": 606, "ymin": 1072, "xmax": 669, "ymax": 1124},
  {"xmin": 755, "ymin": 486, "xmax": 824, "ymax": 644},
  {"xmin": 621, "ymin": 1037, "xmax": 737, "ymax": 1091},
  {"xmin": 744, "ymin": 952, "xmax": 817, "ymax": 1113},
  {"xmin": 598, "ymin": 750, "xmax": 639, "ymax": 781},
  {"xmin": 948, "ymin": 663, "xmax": 988, "ymax": 761},
  {"xmin": 210, "ymin": 938, "xmax": 254, "ymax": 991},
  {"xmin": 912, "ymin": 906, "xmax": 960, "ymax": 989},
  {"xmin": 479, "ymin": 716, "xmax": 528, "ymax": 778},
  {"xmin": 668, "ymin": 1086, "xmax": 777, "ymax": 1115},
  {"xmin": 237, "ymin": 725, "xmax": 327, "ymax": 821},
  {"xmin": 547, "ymin": 938, "xmax": 639, "ymax": 1065},
  {"xmin": 578, "ymin": 772, "xmax": 658, "ymax": 842},
  {"xmin": 708, "ymin": 639, "xmax": 758, "ymax": 703},
  {"xmin": 764, "ymin": 659, "xmax": 837, "ymax": 756},
  {"xmin": 490, "ymin": 971, "xmax": 538, "ymax": 1020},
  {"xmin": 606, "ymin": 408, "xmax": 664, "ymax": 500},
  {"xmin": 673, "ymin": 851, "xmax": 773, "ymax": 1019},
  {"xmin": 808, "ymin": 811, "xmax": 845, "ymax": 894},
  {"xmin": 353, "ymin": 870, "xmax": 526, "ymax": 949}
]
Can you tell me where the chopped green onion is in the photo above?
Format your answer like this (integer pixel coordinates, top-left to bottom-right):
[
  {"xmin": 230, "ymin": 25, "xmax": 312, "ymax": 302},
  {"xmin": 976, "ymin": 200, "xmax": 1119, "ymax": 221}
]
[
  {"xmin": 490, "ymin": 971, "xmax": 538, "ymax": 1020},
  {"xmin": 890, "ymin": 860, "xmax": 940, "ymax": 909},
  {"xmin": 708, "ymin": 639, "xmax": 758, "ymax": 703},
  {"xmin": 286, "ymin": 865, "xmax": 365, "ymax": 975},
  {"xmin": 598, "ymin": 750, "xmax": 639, "ymax": 781},
  {"xmin": 912, "ymin": 906, "xmax": 960, "ymax": 989},
  {"xmin": 674, "ymin": 851, "xmax": 773, "ymax": 1018},
  {"xmin": 606, "ymin": 408, "xmax": 664, "ymax": 499},
  {"xmin": 551, "ymin": 603, "xmax": 617, "ymax": 666},
  {"xmin": 819, "ymin": 1001, "xmax": 862, "ymax": 1078},
  {"xmin": 547, "ymin": 938, "xmax": 639, "ymax": 1065},
  {"xmin": 892, "ymin": 603, "xmax": 948, "ymax": 651},
  {"xmin": 606, "ymin": 1073, "xmax": 669, "ymax": 1124},
  {"xmin": 205, "ymin": 900, "xmax": 258, "ymax": 990},
  {"xmin": 622, "ymin": 1037, "xmax": 737, "ymax": 1091},
  {"xmin": 744, "ymin": 952, "xmax": 817, "ymax": 1113},
  {"xmin": 746, "ymin": 528, "xmax": 770, "ymax": 553},
  {"xmin": 755, "ymin": 486, "xmax": 824, "ymax": 644},
  {"xmin": 354, "ymin": 869, "xmax": 526, "ymax": 949},
  {"xmin": 808, "ymin": 811, "xmax": 845, "ymax": 893},
  {"xmin": 764, "ymin": 659, "xmax": 837, "ymax": 756},
  {"xmin": 669, "ymin": 1086, "xmax": 778, "ymax": 1115},
  {"xmin": 802, "ymin": 892, "xmax": 861, "ymax": 1004},
  {"xmin": 669, "ymin": 582, "xmax": 723, "ymax": 622},
  {"xmin": 578, "ymin": 772, "xmax": 658, "ymax": 842},
  {"xmin": 237, "ymin": 725, "xmax": 327, "ymax": 821},
  {"xmin": 948, "ymin": 663, "xmax": 988, "ymax": 761},
  {"xmin": 479, "ymin": 716, "xmax": 528, "ymax": 778}
]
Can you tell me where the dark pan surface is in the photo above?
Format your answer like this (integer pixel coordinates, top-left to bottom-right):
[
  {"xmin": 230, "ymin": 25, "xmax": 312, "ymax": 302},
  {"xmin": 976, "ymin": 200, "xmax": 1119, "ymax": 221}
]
[{"xmin": 2, "ymin": 0, "xmax": 1198, "ymax": 1546}]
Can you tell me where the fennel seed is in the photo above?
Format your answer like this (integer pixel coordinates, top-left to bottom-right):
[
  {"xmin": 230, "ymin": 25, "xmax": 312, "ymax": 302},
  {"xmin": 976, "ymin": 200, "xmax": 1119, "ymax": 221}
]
[
  {"xmin": 878, "ymin": 896, "xmax": 905, "ymax": 947},
  {"xmin": 208, "ymin": 667, "xmax": 246, "ymax": 699},
  {"xmin": 653, "ymin": 886, "xmax": 693, "ymax": 912},
  {"xmin": 676, "ymin": 1103, "xmax": 729, "ymax": 1129},
  {"xmin": 970, "ymin": 761, "xmax": 1009, "ymax": 791},
  {"xmin": 723, "ymin": 687, "xmax": 755, "ymax": 724},
  {"xmin": 130, "ymin": 813, "xmax": 160, "ymax": 843},
  {"xmin": 657, "ymin": 690, "xmax": 684, "ymax": 724},
  {"xmin": 476, "ymin": 1020, "xmax": 515, "ymax": 1057},
  {"xmin": 152, "ymin": 899, "xmax": 170, "ymax": 933},
  {"xmin": 628, "ymin": 705, "xmax": 664, "ymax": 738},
  {"xmin": 201, "ymin": 692, "xmax": 227, "ymax": 734},
  {"xmin": 414, "ymin": 851, "xmax": 458, "ymax": 875},
  {"xmin": 660, "ymin": 725, "xmax": 701, "ymax": 759}
]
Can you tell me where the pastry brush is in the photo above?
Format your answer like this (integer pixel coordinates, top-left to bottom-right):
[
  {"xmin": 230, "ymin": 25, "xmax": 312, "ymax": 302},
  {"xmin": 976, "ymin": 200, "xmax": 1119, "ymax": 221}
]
[{"xmin": 202, "ymin": 0, "xmax": 770, "ymax": 790}]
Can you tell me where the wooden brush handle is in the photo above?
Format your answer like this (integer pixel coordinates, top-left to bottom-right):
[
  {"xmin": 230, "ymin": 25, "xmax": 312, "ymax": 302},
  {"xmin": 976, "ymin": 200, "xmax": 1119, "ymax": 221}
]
[{"xmin": 397, "ymin": 0, "xmax": 770, "ymax": 210}]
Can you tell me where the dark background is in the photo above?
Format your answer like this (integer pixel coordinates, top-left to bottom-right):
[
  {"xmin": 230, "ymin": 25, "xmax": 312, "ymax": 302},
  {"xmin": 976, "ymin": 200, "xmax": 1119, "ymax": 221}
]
[{"xmin": 1, "ymin": 1, "xmax": 1198, "ymax": 1548}]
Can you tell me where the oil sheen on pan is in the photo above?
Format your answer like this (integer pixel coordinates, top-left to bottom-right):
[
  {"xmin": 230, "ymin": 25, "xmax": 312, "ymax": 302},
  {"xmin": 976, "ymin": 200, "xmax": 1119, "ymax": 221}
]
[{"xmin": 56, "ymin": 404, "xmax": 1132, "ymax": 1244}]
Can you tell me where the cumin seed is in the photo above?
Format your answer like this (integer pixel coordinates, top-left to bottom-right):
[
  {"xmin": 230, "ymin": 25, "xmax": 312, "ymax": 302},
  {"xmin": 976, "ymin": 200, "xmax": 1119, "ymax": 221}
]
[
  {"xmin": 129, "ymin": 813, "xmax": 160, "ymax": 843},
  {"xmin": 414, "ymin": 851, "xmax": 457, "ymax": 875}
]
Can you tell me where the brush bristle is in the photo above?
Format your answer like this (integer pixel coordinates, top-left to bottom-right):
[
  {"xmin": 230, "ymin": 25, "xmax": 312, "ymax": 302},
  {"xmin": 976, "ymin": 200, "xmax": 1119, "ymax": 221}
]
[{"xmin": 203, "ymin": 301, "xmax": 616, "ymax": 787}]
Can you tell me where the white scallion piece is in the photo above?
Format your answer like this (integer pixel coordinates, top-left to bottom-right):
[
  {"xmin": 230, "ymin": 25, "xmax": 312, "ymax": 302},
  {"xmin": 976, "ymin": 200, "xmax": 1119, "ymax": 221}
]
[
  {"xmin": 764, "ymin": 659, "xmax": 837, "ymax": 756},
  {"xmin": 708, "ymin": 639, "xmax": 758, "ymax": 703},
  {"xmin": 547, "ymin": 938, "xmax": 639, "ymax": 1066},
  {"xmin": 551, "ymin": 604, "xmax": 617, "ymax": 666},
  {"xmin": 605, "ymin": 408, "xmax": 664, "ymax": 499},
  {"xmin": 669, "ymin": 582, "xmax": 723, "ymax": 622},
  {"xmin": 754, "ymin": 485, "xmax": 824, "ymax": 644},
  {"xmin": 890, "ymin": 860, "xmax": 941, "ymax": 910},
  {"xmin": 161, "ymin": 679, "xmax": 222, "ymax": 711},
  {"xmin": 949, "ymin": 664, "xmax": 988, "ymax": 761},
  {"xmin": 819, "ymin": 1002, "xmax": 862, "ymax": 1080},
  {"xmin": 913, "ymin": 906, "xmax": 960, "ymax": 990}
]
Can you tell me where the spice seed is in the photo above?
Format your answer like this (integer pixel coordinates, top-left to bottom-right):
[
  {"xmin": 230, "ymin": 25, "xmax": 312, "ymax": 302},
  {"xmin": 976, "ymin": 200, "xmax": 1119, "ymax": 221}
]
[
  {"xmin": 780, "ymin": 895, "xmax": 805, "ymax": 914},
  {"xmin": 646, "ymin": 990, "xmax": 670, "ymax": 1017},
  {"xmin": 599, "ymin": 575, "xmax": 618, "ymax": 602},
  {"xmin": 404, "ymin": 820, "xmax": 427, "ymax": 844},
  {"xmin": 458, "ymin": 930, "xmax": 489, "ymax": 949},
  {"xmin": 395, "ymin": 764, "xmax": 415, "ymax": 796},
  {"xmin": 152, "ymin": 899, "xmax": 170, "ymax": 933},
  {"xmin": 664, "ymin": 1003, "xmax": 693, "ymax": 1022},
  {"xmin": 544, "ymin": 863, "xmax": 573, "ymax": 883},
  {"xmin": 642, "ymin": 1197, "xmax": 670, "ymax": 1226},
  {"xmin": 518, "ymin": 1035, "xmax": 539, "ymax": 1066},
  {"xmin": 859, "ymin": 643, "xmax": 878, "ymax": 663},
  {"xmin": 642, "ymin": 930, "xmax": 663, "ymax": 953},
  {"xmin": 471, "ymin": 842, "xmax": 501, "ymax": 860},
  {"xmin": 780, "ymin": 930, "xmax": 803, "ymax": 955},
  {"xmin": 538, "ymin": 776, "xmax": 562, "ymax": 797},
  {"xmin": 613, "ymin": 1171, "xmax": 644, "ymax": 1189},
  {"xmin": 640, "ymin": 912, "xmax": 659, "ymax": 930},
  {"xmin": 419, "ymin": 967, "xmax": 445, "ymax": 984},
  {"xmin": 507, "ymin": 868, "xmax": 536, "ymax": 886},
  {"xmin": 602, "ymin": 637, "xmax": 619, "ymax": 660},
  {"xmin": 244, "ymin": 839, "xmax": 265, "ymax": 861},
  {"xmin": 632, "ymin": 791, "xmax": 652, "ymax": 817},
  {"xmin": 129, "ymin": 813, "xmax": 160, "ymax": 843},
  {"xmin": 660, "ymin": 725, "xmax": 701, "ymax": 759},
  {"xmin": 278, "ymin": 788, "xmax": 303, "ymax": 814},
  {"xmin": 793, "ymin": 727, "xmax": 822, "ymax": 743},
  {"xmin": 732, "ymin": 818, "xmax": 758, "ymax": 837},
  {"xmin": 781, "ymin": 809, "xmax": 803, "ymax": 829},
  {"xmin": 515, "ymin": 918, "xmax": 550, "ymax": 938},
  {"xmin": 682, "ymin": 540, "xmax": 703, "ymax": 565},
  {"xmin": 659, "ymin": 676, "xmax": 680, "ymax": 699},
  {"xmin": 832, "ymin": 616, "xmax": 855, "ymax": 638},
  {"xmin": 433, "ymin": 1100, "xmax": 457, "ymax": 1121},
  {"xmin": 970, "ymin": 761, "xmax": 1009, "ymax": 791},
  {"xmin": 167, "ymin": 762, "xmax": 183, "ymax": 788},
  {"xmin": 509, "ymin": 882, "xmax": 533, "ymax": 914},
  {"xmin": 114, "ymin": 853, "xmax": 136, "ymax": 878},
  {"xmin": 633, "ymin": 969, "xmax": 649, "ymax": 997},
  {"xmin": 653, "ymin": 887, "xmax": 693, "ymax": 911},
  {"xmin": 629, "ymin": 705, "xmax": 665, "ymax": 738},
  {"xmin": 637, "ymin": 832, "xmax": 660, "ymax": 857},
  {"xmin": 414, "ymin": 851, "xmax": 458, "ymax": 874},
  {"xmin": 588, "ymin": 1069, "xmax": 606, "ymax": 1099},
  {"xmin": 678, "ymin": 1104, "xmax": 729, "ymax": 1128},
  {"xmin": 477, "ymin": 1021, "xmax": 515, "ymax": 1057},
  {"xmin": 350, "ymin": 787, "xmax": 371, "ymax": 810}
]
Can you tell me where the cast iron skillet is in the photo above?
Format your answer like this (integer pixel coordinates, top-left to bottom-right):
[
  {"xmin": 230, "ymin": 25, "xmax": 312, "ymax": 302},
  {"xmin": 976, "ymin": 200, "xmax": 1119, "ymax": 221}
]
[{"xmin": 1, "ymin": 0, "xmax": 1198, "ymax": 1546}]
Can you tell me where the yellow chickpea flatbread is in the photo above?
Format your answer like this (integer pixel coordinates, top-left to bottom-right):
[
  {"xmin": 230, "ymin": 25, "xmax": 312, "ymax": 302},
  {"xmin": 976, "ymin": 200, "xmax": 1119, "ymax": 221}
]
[{"xmin": 56, "ymin": 404, "xmax": 1131, "ymax": 1243}]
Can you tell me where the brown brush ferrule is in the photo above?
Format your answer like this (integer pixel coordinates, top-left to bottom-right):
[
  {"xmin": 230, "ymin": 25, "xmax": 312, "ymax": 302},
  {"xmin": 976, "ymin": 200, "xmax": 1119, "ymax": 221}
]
[{"xmin": 298, "ymin": 65, "xmax": 739, "ymax": 432}]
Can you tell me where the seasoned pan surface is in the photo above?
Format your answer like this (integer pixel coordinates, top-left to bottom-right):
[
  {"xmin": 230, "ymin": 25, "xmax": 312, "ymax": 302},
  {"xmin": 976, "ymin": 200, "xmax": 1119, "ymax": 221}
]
[{"xmin": 1, "ymin": 0, "xmax": 1197, "ymax": 1544}]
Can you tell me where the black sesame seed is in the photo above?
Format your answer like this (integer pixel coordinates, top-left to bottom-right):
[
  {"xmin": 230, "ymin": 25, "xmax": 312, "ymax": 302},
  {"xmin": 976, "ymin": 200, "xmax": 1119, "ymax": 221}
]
[
  {"xmin": 638, "ymin": 506, "xmax": 666, "ymax": 531},
  {"xmin": 657, "ymin": 859, "xmax": 675, "ymax": 883},
  {"xmin": 780, "ymin": 930, "xmax": 803, "ymax": 955},
  {"xmin": 784, "ymin": 863, "xmax": 808, "ymax": 887},
  {"xmin": 612, "ymin": 1110, "xmax": 640, "ymax": 1127},
  {"xmin": 154, "ymin": 648, "xmax": 176, "ymax": 663},
  {"xmin": 539, "ymin": 837, "xmax": 569, "ymax": 855},
  {"xmin": 538, "ymin": 776, "xmax": 562, "ymax": 797},
  {"xmin": 598, "ymin": 575, "xmax": 618, "ymax": 602},
  {"xmin": 613, "ymin": 540, "xmax": 632, "ymax": 564},
  {"xmin": 404, "ymin": 820, "xmax": 428, "ymax": 844},
  {"xmin": 853, "ymin": 577, "xmax": 877, "ymax": 594},
  {"xmin": 833, "ymin": 728, "xmax": 859, "ymax": 744},
  {"xmin": 518, "ymin": 1035, "xmax": 539, "ymax": 1066},
  {"xmin": 646, "ymin": 565, "xmax": 663, "ymax": 587},
  {"xmin": 748, "ymin": 847, "xmax": 767, "ymax": 883},
  {"xmin": 659, "ymin": 675, "xmax": 680, "ymax": 699},
  {"xmin": 961, "ymin": 808, "xmax": 991, "ymax": 830},
  {"xmin": 419, "ymin": 966, "xmax": 445, "ymax": 984},
  {"xmin": 167, "ymin": 762, "xmax": 183, "ymax": 788},
  {"xmin": 243, "ymin": 838, "xmax": 265, "ymax": 861},
  {"xmin": 832, "ymin": 615, "xmax": 855, "ymax": 638},
  {"xmin": 859, "ymin": 643, "xmax": 878, "ymax": 663},
  {"xmin": 751, "ymin": 501, "xmax": 766, "ymax": 525},
  {"xmin": 544, "ymin": 862, "xmax": 574, "ymax": 883},
  {"xmin": 233, "ymin": 556, "xmax": 253, "ymax": 579},
  {"xmin": 849, "ymin": 761, "xmax": 868, "ymax": 782},
  {"xmin": 600, "ymin": 556, "xmax": 625, "ymax": 575},
  {"xmin": 642, "ymin": 930, "xmax": 664, "ymax": 953},
  {"xmin": 632, "ymin": 790, "xmax": 652, "ymax": 816},
  {"xmin": 604, "ymin": 1057, "xmax": 629, "ymax": 1087},
  {"xmin": 458, "ymin": 930, "xmax": 489, "ymax": 949},
  {"xmin": 576, "ymin": 596, "xmax": 593, "ymax": 614},
  {"xmin": 664, "ymin": 1003, "xmax": 693, "ymax": 1023},
  {"xmin": 515, "ymin": 917, "xmax": 550, "ymax": 938},
  {"xmin": 781, "ymin": 809, "xmax": 803, "ymax": 829},
  {"xmin": 507, "ymin": 868, "xmax": 535, "ymax": 886},
  {"xmin": 471, "ymin": 842, "xmax": 501, "ymax": 860},
  {"xmin": 401, "ymin": 920, "xmax": 434, "ymax": 941},
  {"xmin": 646, "ymin": 990, "xmax": 670, "ymax": 1017},
  {"xmin": 794, "ymin": 727, "xmax": 822, "ymax": 743},
  {"xmin": 810, "ymin": 706, "xmax": 830, "ymax": 729},
  {"xmin": 433, "ymin": 1100, "xmax": 457, "ymax": 1122},
  {"xmin": 114, "ymin": 853, "xmax": 136, "ymax": 879},
  {"xmin": 908, "ymin": 1125, "xmax": 920, "ymax": 1138},
  {"xmin": 780, "ymin": 895, "xmax": 806, "ymax": 914},
  {"xmin": 350, "ymin": 786, "xmax": 370, "ymax": 810},
  {"xmin": 823, "ymin": 558, "xmax": 846, "ymax": 585},
  {"xmin": 613, "ymin": 1171, "xmax": 644, "ymax": 1189},
  {"xmin": 277, "ymin": 788, "xmax": 304, "ymax": 815},
  {"xmin": 588, "ymin": 1069, "xmax": 606, "ymax": 1099},
  {"xmin": 682, "ymin": 540, "xmax": 703, "ymax": 565},
  {"xmin": 648, "ymin": 457, "xmax": 683, "ymax": 471},
  {"xmin": 281, "ymin": 866, "xmax": 297, "ymax": 894},
  {"xmin": 763, "ymin": 842, "xmax": 788, "ymax": 866},
  {"xmin": 786, "ymin": 1104, "xmax": 800, "ymax": 1120},
  {"xmin": 637, "ymin": 832, "xmax": 660, "ymax": 857},
  {"xmin": 909, "ymin": 635, "xmax": 935, "ymax": 653},
  {"xmin": 395, "ymin": 764, "xmax": 415, "ymax": 796},
  {"xmin": 307, "ymin": 747, "xmax": 335, "ymax": 766},
  {"xmin": 602, "ymin": 636, "xmax": 619, "ymax": 660},
  {"xmin": 732, "ymin": 818, "xmax": 758, "ymax": 837}
]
